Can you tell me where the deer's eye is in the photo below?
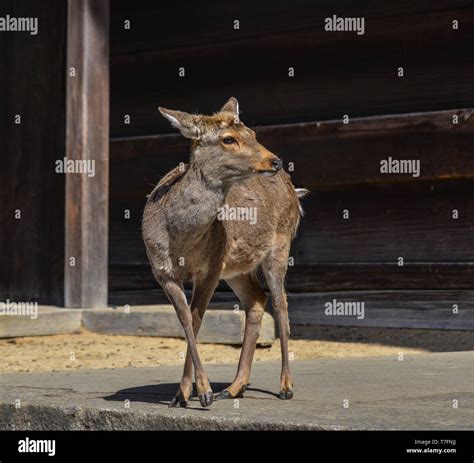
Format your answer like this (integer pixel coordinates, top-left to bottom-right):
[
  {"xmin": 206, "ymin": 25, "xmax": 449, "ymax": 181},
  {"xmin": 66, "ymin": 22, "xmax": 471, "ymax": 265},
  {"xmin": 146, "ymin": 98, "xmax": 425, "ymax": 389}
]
[{"xmin": 222, "ymin": 136, "xmax": 237, "ymax": 145}]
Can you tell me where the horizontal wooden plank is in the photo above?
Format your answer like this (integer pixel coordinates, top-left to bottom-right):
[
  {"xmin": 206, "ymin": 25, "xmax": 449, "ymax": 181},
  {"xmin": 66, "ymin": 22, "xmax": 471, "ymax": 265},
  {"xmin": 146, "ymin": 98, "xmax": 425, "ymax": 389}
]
[
  {"xmin": 110, "ymin": 2, "xmax": 474, "ymax": 136},
  {"xmin": 287, "ymin": 263, "xmax": 474, "ymax": 291},
  {"xmin": 111, "ymin": 0, "xmax": 474, "ymax": 57},
  {"xmin": 294, "ymin": 180, "xmax": 474, "ymax": 263},
  {"xmin": 107, "ymin": 290, "xmax": 474, "ymax": 330},
  {"xmin": 82, "ymin": 306, "xmax": 275, "ymax": 346},
  {"xmin": 287, "ymin": 290, "xmax": 474, "ymax": 330},
  {"xmin": 109, "ymin": 179, "xmax": 474, "ymax": 272},
  {"xmin": 108, "ymin": 263, "xmax": 474, "ymax": 303},
  {"xmin": 111, "ymin": 109, "xmax": 474, "ymax": 189}
]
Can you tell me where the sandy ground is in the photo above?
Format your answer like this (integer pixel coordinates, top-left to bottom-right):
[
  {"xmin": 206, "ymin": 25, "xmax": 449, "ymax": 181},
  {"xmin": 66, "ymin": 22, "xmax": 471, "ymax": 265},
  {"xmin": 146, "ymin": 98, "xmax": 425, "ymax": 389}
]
[{"xmin": 1, "ymin": 326, "xmax": 474, "ymax": 373}]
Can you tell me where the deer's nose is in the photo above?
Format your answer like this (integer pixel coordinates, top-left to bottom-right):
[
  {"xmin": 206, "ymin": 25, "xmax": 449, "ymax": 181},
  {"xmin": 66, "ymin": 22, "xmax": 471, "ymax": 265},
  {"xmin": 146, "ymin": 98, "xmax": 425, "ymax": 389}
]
[{"xmin": 272, "ymin": 159, "xmax": 283, "ymax": 171}]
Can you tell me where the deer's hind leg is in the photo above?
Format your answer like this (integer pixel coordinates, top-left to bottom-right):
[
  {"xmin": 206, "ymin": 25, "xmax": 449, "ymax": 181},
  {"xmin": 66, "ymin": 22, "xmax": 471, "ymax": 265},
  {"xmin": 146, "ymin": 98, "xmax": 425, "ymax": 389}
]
[
  {"xmin": 262, "ymin": 239, "xmax": 294, "ymax": 400},
  {"xmin": 215, "ymin": 273, "xmax": 267, "ymax": 400}
]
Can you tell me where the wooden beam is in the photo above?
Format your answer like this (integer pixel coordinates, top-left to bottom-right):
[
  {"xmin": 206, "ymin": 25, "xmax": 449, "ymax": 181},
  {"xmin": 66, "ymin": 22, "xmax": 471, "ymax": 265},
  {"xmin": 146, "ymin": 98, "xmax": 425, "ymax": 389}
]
[{"xmin": 65, "ymin": 0, "xmax": 109, "ymax": 308}]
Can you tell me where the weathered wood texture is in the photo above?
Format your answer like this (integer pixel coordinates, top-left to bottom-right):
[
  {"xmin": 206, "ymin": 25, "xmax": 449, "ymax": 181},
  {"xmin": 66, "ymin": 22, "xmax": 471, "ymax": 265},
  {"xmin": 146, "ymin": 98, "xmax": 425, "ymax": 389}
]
[
  {"xmin": 0, "ymin": 307, "xmax": 82, "ymax": 339},
  {"xmin": 109, "ymin": 109, "xmax": 474, "ymax": 303},
  {"xmin": 108, "ymin": 2, "xmax": 474, "ymax": 327},
  {"xmin": 109, "ymin": 263, "xmax": 474, "ymax": 299},
  {"xmin": 110, "ymin": 0, "xmax": 474, "ymax": 137},
  {"xmin": 82, "ymin": 306, "xmax": 275, "ymax": 345},
  {"xmin": 287, "ymin": 291, "xmax": 474, "ymax": 329},
  {"xmin": 106, "ymin": 291, "xmax": 474, "ymax": 330},
  {"xmin": 0, "ymin": 0, "xmax": 67, "ymax": 305},
  {"xmin": 65, "ymin": 0, "xmax": 110, "ymax": 307}
]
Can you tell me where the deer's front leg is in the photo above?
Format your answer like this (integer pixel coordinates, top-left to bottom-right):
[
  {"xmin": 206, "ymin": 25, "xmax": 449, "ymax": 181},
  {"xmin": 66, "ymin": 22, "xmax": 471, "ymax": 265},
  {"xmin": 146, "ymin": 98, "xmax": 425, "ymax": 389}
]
[
  {"xmin": 168, "ymin": 306, "xmax": 200, "ymax": 408},
  {"xmin": 162, "ymin": 279, "xmax": 213, "ymax": 407},
  {"xmin": 169, "ymin": 276, "xmax": 219, "ymax": 408}
]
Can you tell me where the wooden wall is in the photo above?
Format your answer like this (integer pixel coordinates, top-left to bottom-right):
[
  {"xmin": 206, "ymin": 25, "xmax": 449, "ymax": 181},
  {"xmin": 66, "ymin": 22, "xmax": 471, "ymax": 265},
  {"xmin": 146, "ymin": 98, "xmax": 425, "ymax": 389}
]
[
  {"xmin": 110, "ymin": 0, "xmax": 474, "ymax": 137},
  {"xmin": 0, "ymin": 0, "xmax": 67, "ymax": 306},
  {"xmin": 109, "ymin": 1, "xmax": 474, "ymax": 326}
]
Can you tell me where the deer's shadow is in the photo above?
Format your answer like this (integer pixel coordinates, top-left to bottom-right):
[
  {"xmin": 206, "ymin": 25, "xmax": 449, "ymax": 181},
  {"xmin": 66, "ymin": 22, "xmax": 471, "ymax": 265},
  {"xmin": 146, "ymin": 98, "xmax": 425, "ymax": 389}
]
[{"xmin": 102, "ymin": 382, "xmax": 278, "ymax": 409}]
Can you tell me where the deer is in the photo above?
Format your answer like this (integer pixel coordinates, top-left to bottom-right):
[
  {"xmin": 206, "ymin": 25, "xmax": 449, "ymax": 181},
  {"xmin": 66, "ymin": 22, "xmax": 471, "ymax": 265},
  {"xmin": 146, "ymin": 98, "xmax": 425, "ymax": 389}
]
[{"xmin": 142, "ymin": 97, "xmax": 308, "ymax": 408}]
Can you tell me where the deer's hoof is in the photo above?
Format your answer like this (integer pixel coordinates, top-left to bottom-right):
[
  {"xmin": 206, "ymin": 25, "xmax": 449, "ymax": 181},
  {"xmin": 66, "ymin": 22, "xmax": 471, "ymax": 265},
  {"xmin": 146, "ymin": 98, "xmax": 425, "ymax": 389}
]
[
  {"xmin": 215, "ymin": 384, "xmax": 249, "ymax": 401},
  {"xmin": 214, "ymin": 389, "xmax": 232, "ymax": 401},
  {"xmin": 279, "ymin": 389, "xmax": 294, "ymax": 400},
  {"xmin": 169, "ymin": 396, "xmax": 188, "ymax": 408},
  {"xmin": 199, "ymin": 391, "xmax": 214, "ymax": 407}
]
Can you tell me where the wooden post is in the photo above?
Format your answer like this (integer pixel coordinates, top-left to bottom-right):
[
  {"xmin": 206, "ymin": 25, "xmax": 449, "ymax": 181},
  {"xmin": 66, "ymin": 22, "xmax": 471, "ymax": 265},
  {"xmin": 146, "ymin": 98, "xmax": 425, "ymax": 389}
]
[{"xmin": 65, "ymin": 0, "xmax": 109, "ymax": 308}]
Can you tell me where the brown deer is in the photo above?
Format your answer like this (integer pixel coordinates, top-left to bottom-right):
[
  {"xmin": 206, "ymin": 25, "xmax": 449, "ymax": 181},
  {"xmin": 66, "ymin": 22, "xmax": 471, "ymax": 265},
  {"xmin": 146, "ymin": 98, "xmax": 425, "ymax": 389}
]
[{"xmin": 142, "ymin": 97, "xmax": 308, "ymax": 408}]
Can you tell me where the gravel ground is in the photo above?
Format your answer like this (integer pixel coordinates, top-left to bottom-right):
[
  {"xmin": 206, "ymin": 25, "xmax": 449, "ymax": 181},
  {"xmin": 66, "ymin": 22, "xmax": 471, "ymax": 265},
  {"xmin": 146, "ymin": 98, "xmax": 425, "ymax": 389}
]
[{"xmin": 1, "ymin": 325, "xmax": 473, "ymax": 373}]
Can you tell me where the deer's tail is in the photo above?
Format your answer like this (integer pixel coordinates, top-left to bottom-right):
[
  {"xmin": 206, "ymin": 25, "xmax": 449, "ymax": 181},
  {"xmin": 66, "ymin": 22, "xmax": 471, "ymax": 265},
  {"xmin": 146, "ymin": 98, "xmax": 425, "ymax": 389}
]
[{"xmin": 295, "ymin": 187, "xmax": 310, "ymax": 217}]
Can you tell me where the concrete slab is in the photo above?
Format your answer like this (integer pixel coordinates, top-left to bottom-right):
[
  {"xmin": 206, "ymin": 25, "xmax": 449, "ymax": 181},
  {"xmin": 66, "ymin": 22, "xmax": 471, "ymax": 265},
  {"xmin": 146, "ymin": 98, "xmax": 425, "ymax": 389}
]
[{"xmin": 1, "ymin": 352, "xmax": 473, "ymax": 430}]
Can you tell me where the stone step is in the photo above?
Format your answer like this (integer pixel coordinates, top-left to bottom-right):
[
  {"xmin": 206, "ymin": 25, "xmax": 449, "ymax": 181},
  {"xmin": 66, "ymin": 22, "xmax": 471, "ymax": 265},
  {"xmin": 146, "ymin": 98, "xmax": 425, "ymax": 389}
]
[{"xmin": 0, "ymin": 305, "xmax": 275, "ymax": 345}]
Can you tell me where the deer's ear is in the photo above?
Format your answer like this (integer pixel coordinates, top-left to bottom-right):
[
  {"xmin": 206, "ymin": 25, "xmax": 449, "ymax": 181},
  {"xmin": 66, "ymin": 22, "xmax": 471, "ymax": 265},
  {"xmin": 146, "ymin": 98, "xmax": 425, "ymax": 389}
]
[
  {"xmin": 220, "ymin": 97, "xmax": 239, "ymax": 116},
  {"xmin": 158, "ymin": 107, "xmax": 200, "ymax": 139}
]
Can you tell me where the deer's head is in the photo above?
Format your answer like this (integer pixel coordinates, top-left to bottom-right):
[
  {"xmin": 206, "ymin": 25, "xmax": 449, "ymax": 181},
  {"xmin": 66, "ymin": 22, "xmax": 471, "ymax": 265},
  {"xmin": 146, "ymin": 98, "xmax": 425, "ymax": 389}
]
[{"xmin": 159, "ymin": 97, "xmax": 282, "ymax": 185}]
